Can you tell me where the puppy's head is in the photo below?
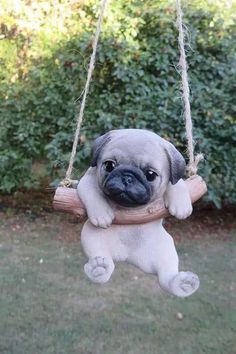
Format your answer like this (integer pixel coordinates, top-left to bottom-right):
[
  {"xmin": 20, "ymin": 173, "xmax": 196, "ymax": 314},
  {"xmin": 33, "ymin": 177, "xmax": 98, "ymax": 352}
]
[{"xmin": 91, "ymin": 129, "xmax": 186, "ymax": 207}]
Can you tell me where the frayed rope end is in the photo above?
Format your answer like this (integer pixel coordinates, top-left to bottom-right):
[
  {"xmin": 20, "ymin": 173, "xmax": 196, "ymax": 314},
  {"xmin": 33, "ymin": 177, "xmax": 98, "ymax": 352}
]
[{"xmin": 59, "ymin": 178, "xmax": 79, "ymax": 188}]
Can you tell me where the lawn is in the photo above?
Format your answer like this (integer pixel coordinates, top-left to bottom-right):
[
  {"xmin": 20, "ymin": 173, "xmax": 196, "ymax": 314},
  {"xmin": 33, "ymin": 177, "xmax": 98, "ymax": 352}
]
[{"xmin": 0, "ymin": 209, "xmax": 235, "ymax": 354}]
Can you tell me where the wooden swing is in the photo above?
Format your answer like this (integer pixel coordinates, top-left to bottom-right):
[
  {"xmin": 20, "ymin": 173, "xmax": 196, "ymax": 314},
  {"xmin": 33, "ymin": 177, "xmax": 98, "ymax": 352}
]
[{"xmin": 53, "ymin": 0, "xmax": 207, "ymax": 222}]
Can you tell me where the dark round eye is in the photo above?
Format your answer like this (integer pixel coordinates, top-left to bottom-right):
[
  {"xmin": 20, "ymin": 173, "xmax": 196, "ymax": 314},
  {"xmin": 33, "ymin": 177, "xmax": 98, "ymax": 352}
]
[
  {"xmin": 145, "ymin": 170, "xmax": 158, "ymax": 182},
  {"xmin": 104, "ymin": 160, "xmax": 116, "ymax": 172}
]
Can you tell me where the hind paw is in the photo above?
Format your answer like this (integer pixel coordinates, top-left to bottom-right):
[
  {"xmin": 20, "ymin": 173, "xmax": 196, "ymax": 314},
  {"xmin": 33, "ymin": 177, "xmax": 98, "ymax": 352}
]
[
  {"xmin": 84, "ymin": 256, "xmax": 114, "ymax": 284},
  {"xmin": 169, "ymin": 271, "xmax": 200, "ymax": 298}
]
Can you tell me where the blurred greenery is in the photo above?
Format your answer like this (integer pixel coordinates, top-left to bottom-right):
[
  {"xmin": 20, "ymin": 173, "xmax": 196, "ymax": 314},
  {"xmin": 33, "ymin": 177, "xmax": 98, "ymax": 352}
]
[{"xmin": 0, "ymin": 0, "xmax": 235, "ymax": 206}]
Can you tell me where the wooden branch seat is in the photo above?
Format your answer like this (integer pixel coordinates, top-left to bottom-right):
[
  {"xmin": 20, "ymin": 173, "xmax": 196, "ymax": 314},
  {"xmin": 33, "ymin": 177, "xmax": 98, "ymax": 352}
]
[{"xmin": 53, "ymin": 175, "xmax": 207, "ymax": 225}]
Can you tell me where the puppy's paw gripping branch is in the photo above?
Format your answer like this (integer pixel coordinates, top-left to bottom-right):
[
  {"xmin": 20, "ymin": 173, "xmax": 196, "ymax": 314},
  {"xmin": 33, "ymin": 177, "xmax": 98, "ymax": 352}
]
[{"xmin": 53, "ymin": 175, "xmax": 207, "ymax": 224}]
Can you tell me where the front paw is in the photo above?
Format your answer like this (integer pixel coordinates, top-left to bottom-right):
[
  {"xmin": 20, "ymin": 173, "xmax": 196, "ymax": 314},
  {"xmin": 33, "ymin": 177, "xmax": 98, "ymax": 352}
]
[
  {"xmin": 164, "ymin": 179, "xmax": 193, "ymax": 220},
  {"xmin": 166, "ymin": 198, "xmax": 193, "ymax": 219},
  {"xmin": 87, "ymin": 205, "xmax": 115, "ymax": 228}
]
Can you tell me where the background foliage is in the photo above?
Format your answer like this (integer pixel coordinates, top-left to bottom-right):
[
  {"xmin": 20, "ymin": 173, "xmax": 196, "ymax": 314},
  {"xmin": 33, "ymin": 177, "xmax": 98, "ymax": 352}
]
[{"xmin": 0, "ymin": 0, "xmax": 235, "ymax": 206}]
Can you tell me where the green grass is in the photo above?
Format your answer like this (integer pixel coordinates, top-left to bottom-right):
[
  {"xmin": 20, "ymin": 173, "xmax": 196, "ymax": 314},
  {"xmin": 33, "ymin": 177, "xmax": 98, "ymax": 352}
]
[{"xmin": 0, "ymin": 215, "xmax": 235, "ymax": 354}]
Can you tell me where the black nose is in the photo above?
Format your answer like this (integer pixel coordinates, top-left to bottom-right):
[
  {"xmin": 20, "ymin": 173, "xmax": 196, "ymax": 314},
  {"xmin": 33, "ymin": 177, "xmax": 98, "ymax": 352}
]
[
  {"xmin": 103, "ymin": 165, "xmax": 152, "ymax": 207},
  {"xmin": 122, "ymin": 174, "xmax": 133, "ymax": 186}
]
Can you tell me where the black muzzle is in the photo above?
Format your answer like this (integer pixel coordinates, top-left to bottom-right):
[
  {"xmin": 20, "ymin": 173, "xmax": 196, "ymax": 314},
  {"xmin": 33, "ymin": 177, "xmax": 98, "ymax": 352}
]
[{"xmin": 103, "ymin": 165, "xmax": 152, "ymax": 207}]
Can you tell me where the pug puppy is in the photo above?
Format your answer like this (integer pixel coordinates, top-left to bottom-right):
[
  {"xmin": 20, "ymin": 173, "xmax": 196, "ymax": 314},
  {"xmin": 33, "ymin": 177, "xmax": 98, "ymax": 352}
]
[{"xmin": 77, "ymin": 129, "xmax": 199, "ymax": 297}]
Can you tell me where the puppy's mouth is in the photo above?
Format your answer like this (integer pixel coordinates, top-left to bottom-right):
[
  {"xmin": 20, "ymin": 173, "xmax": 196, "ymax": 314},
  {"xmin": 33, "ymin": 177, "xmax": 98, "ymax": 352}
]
[
  {"xmin": 106, "ymin": 190, "xmax": 146, "ymax": 207},
  {"xmin": 102, "ymin": 166, "xmax": 152, "ymax": 207}
]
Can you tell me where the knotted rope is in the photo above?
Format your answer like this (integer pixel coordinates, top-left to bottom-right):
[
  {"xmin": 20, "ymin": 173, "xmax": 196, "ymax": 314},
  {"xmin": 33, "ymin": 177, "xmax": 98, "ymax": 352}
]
[
  {"xmin": 60, "ymin": 0, "xmax": 108, "ymax": 187},
  {"xmin": 176, "ymin": 0, "xmax": 203, "ymax": 176}
]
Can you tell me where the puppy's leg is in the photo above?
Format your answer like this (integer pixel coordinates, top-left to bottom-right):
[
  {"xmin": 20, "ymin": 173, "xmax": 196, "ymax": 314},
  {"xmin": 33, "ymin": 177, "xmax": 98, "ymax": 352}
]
[
  {"xmin": 164, "ymin": 179, "xmax": 193, "ymax": 219},
  {"xmin": 128, "ymin": 222, "xmax": 199, "ymax": 297},
  {"xmin": 152, "ymin": 227, "xmax": 199, "ymax": 297},
  {"xmin": 77, "ymin": 167, "xmax": 115, "ymax": 228},
  {"xmin": 81, "ymin": 221, "xmax": 115, "ymax": 284}
]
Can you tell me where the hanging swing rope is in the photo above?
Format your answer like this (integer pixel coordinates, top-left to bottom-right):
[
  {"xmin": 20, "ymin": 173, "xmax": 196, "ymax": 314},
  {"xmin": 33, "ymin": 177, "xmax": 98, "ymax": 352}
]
[
  {"xmin": 53, "ymin": 0, "xmax": 207, "ymax": 222},
  {"xmin": 60, "ymin": 0, "xmax": 108, "ymax": 187},
  {"xmin": 60, "ymin": 0, "xmax": 203, "ymax": 188},
  {"xmin": 61, "ymin": 0, "xmax": 203, "ymax": 186},
  {"xmin": 176, "ymin": 0, "xmax": 203, "ymax": 176}
]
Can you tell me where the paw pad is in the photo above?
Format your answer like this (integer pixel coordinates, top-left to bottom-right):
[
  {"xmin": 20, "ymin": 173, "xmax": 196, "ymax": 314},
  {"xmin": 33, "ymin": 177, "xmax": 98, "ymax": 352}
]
[
  {"xmin": 170, "ymin": 271, "xmax": 200, "ymax": 298},
  {"xmin": 84, "ymin": 256, "xmax": 114, "ymax": 284}
]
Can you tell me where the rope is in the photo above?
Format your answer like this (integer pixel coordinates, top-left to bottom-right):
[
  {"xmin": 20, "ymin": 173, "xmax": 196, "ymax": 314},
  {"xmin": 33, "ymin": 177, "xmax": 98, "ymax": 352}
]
[
  {"xmin": 60, "ymin": 0, "xmax": 108, "ymax": 187},
  {"xmin": 60, "ymin": 0, "xmax": 202, "ymax": 188},
  {"xmin": 176, "ymin": 0, "xmax": 203, "ymax": 176}
]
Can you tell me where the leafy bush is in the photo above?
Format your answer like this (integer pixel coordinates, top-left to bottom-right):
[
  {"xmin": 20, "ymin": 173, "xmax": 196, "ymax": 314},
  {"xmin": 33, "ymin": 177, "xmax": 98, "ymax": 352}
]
[{"xmin": 0, "ymin": 0, "xmax": 235, "ymax": 206}]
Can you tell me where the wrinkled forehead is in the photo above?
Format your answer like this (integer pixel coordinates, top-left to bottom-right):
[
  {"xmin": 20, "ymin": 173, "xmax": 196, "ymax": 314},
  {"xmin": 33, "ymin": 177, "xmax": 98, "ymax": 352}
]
[{"xmin": 101, "ymin": 134, "xmax": 168, "ymax": 169}]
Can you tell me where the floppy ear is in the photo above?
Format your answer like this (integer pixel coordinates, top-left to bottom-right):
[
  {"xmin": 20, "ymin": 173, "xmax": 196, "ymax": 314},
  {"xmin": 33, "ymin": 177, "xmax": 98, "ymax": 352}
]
[
  {"xmin": 164, "ymin": 142, "xmax": 186, "ymax": 185},
  {"xmin": 91, "ymin": 132, "xmax": 111, "ymax": 167}
]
